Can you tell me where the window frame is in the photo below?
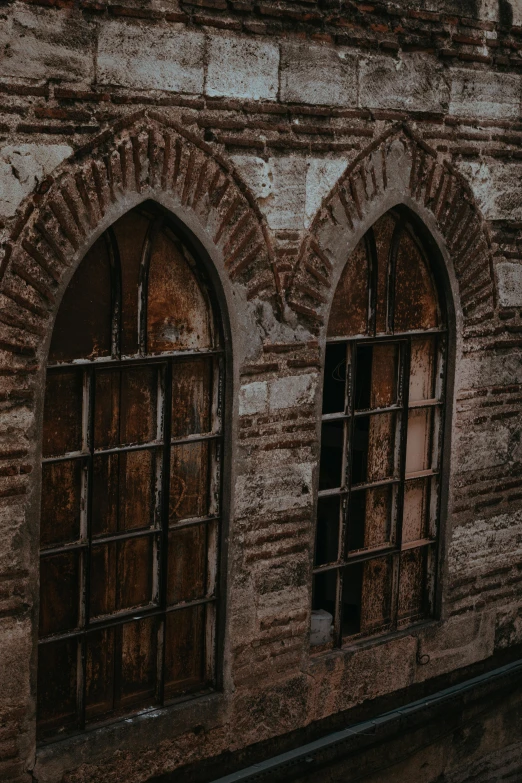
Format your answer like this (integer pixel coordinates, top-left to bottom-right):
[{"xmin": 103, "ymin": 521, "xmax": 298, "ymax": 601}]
[
  {"xmin": 37, "ymin": 202, "xmax": 231, "ymax": 742},
  {"xmin": 313, "ymin": 209, "xmax": 451, "ymax": 650}
]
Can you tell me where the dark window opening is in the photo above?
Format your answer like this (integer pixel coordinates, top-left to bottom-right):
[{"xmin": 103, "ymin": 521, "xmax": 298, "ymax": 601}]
[
  {"xmin": 312, "ymin": 210, "xmax": 446, "ymax": 649},
  {"xmin": 37, "ymin": 203, "xmax": 225, "ymax": 742}
]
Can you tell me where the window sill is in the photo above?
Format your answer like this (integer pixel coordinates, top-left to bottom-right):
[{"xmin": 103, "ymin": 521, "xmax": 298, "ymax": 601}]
[
  {"xmin": 309, "ymin": 618, "xmax": 439, "ymax": 660},
  {"xmin": 34, "ymin": 689, "xmax": 227, "ymax": 781}
]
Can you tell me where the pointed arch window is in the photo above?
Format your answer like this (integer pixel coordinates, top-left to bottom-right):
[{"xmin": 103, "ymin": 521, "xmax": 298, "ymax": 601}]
[
  {"xmin": 312, "ymin": 209, "xmax": 447, "ymax": 649},
  {"xmin": 37, "ymin": 203, "xmax": 225, "ymax": 741}
]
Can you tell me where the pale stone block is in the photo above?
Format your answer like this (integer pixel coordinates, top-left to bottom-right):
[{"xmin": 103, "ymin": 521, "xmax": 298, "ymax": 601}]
[
  {"xmin": 0, "ymin": 144, "xmax": 72, "ymax": 218},
  {"xmin": 455, "ymin": 424, "xmax": 511, "ymax": 473},
  {"xmin": 231, "ymin": 155, "xmax": 273, "ymax": 201},
  {"xmin": 232, "ymin": 155, "xmax": 306, "ymax": 230},
  {"xmin": 97, "ymin": 20, "xmax": 204, "ymax": 93},
  {"xmin": 269, "ymin": 373, "xmax": 316, "ymax": 411},
  {"xmin": 359, "ymin": 53, "xmax": 450, "ymax": 113},
  {"xmin": 238, "ymin": 381, "xmax": 268, "ymax": 416},
  {"xmin": 0, "ymin": 4, "xmax": 94, "ymax": 82},
  {"xmin": 206, "ymin": 35, "xmax": 279, "ymax": 100},
  {"xmin": 235, "ymin": 456, "xmax": 313, "ymax": 516},
  {"xmin": 459, "ymin": 349, "xmax": 522, "ymax": 389},
  {"xmin": 305, "ymin": 159, "xmax": 347, "ymax": 228},
  {"xmin": 280, "ymin": 41, "xmax": 357, "ymax": 107},
  {"xmin": 449, "ymin": 69, "xmax": 522, "ymax": 120},
  {"xmin": 496, "ymin": 262, "xmax": 522, "ymax": 308},
  {"xmin": 232, "ymin": 155, "xmax": 346, "ymax": 231},
  {"xmin": 457, "ymin": 160, "xmax": 522, "ymax": 221}
]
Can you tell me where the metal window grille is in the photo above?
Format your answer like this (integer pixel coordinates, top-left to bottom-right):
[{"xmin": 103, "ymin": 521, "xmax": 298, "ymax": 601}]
[
  {"xmin": 313, "ymin": 210, "xmax": 447, "ymax": 649},
  {"xmin": 37, "ymin": 203, "xmax": 224, "ymax": 741}
]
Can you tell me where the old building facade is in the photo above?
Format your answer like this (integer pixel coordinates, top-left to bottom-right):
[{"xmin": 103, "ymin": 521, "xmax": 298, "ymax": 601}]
[{"xmin": 1, "ymin": 0, "xmax": 522, "ymax": 780}]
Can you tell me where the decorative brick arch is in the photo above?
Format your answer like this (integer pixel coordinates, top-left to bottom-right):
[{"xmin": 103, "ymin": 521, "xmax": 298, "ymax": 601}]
[
  {"xmin": 288, "ymin": 125, "xmax": 496, "ymax": 332},
  {"xmin": 0, "ymin": 109, "xmax": 280, "ymax": 368}
]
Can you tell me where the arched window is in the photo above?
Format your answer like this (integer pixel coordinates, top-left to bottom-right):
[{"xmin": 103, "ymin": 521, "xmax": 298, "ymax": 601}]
[
  {"xmin": 312, "ymin": 209, "xmax": 447, "ymax": 649},
  {"xmin": 37, "ymin": 203, "xmax": 225, "ymax": 741}
]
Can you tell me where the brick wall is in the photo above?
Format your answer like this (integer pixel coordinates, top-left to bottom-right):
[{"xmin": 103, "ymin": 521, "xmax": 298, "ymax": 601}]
[{"xmin": 1, "ymin": 1, "xmax": 522, "ymax": 781}]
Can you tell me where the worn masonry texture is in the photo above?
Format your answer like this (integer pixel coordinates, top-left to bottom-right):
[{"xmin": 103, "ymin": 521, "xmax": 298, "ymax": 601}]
[{"xmin": 1, "ymin": 0, "xmax": 522, "ymax": 781}]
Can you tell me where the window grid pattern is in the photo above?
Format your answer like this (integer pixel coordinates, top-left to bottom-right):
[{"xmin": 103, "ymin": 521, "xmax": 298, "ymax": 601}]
[
  {"xmin": 313, "ymin": 211, "xmax": 446, "ymax": 648},
  {"xmin": 37, "ymin": 206, "xmax": 224, "ymax": 741}
]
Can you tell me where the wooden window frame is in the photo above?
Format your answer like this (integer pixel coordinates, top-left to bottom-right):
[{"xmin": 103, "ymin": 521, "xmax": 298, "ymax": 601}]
[
  {"xmin": 313, "ymin": 211, "xmax": 448, "ymax": 649},
  {"xmin": 38, "ymin": 207, "xmax": 226, "ymax": 741}
]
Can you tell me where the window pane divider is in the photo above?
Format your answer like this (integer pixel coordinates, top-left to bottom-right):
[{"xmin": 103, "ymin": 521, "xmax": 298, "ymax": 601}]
[
  {"xmin": 168, "ymin": 514, "xmax": 220, "ymax": 531},
  {"xmin": 408, "ymin": 398, "xmax": 441, "ymax": 410},
  {"xmin": 38, "ymin": 595, "xmax": 219, "ymax": 646},
  {"xmin": 325, "ymin": 327, "xmax": 446, "ymax": 345},
  {"xmin": 405, "ymin": 468, "xmax": 439, "ymax": 481},
  {"xmin": 46, "ymin": 347, "xmax": 224, "ymax": 371},
  {"xmin": 400, "ymin": 537, "xmax": 435, "ymax": 552}
]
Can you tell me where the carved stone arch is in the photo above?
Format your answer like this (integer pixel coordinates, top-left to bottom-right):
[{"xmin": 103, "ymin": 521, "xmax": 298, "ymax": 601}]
[
  {"xmin": 288, "ymin": 125, "xmax": 496, "ymax": 333},
  {"xmin": 0, "ymin": 109, "xmax": 280, "ymax": 372}
]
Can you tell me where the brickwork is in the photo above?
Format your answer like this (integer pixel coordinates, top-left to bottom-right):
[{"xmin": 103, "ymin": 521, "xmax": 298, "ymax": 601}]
[{"xmin": 1, "ymin": 1, "xmax": 522, "ymax": 781}]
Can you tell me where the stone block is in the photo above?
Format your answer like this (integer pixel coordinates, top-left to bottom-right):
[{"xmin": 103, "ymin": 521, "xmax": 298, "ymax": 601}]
[
  {"xmin": 206, "ymin": 34, "xmax": 279, "ymax": 100},
  {"xmin": 458, "ymin": 348, "xmax": 522, "ymax": 389},
  {"xmin": 0, "ymin": 144, "xmax": 72, "ymax": 218},
  {"xmin": 457, "ymin": 160, "xmax": 522, "ymax": 221},
  {"xmin": 305, "ymin": 159, "xmax": 347, "ymax": 227},
  {"xmin": 454, "ymin": 423, "xmax": 510, "ymax": 473},
  {"xmin": 97, "ymin": 20, "xmax": 204, "ymax": 93},
  {"xmin": 496, "ymin": 262, "xmax": 522, "ymax": 308},
  {"xmin": 238, "ymin": 381, "xmax": 268, "ymax": 416},
  {"xmin": 280, "ymin": 41, "xmax": 357, "ymax": 107},
  {"xmin": 449, "ymin": 510, "xmax": 522, "ymax": 581},
  {"xmin": 359, "ymin": 53, "xmax": 450, "ymax": 113},
  {"xmin": 269, "ymin": 373, "xmax": 317, "ymax": 410},
  {"xmin": 235, "ymin": 451, "xmax": 313, "ymax": 516},
  {"xmin": 232, "ymin": 155, "xmax": 347, "ymax": 231},
  {"xmin": 449, "ymin": 69, "xmax": 522, "ymax": 120},
  {"xmin": 0, "ymin": 4, "xmax": 94, "ymax": 83}
]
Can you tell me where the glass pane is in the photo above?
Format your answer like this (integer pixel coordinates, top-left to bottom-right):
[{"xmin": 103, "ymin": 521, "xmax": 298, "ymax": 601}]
[
  {"xmin": 85, "ymin": 627, "xmax": 115, "ymax": 722},
  {"xmin": 409, "ymin": 337, "xmax": 436, "ymax": 402},
  {"xmin": 312, "ymin": 570, "xmax": 337, "ymax": 620},
  {"xmin": 112, "ymin": 210, "xmax": 150, "ymax": 357},
  {"xmin": 347, "ymin": 485, "xmax": 393, "ymax": 552},
  {"xmin": 171, "ymin": 358, "xmax": 213, "ymax": 438},
  {"xmin": 92, "ymin": 450, "xmax": 156, "ymax": 537},
  {"xmin": 39, "ymin": 551, "xmax": 80, "ymax": 637},
  {"xmin": 402, "ymin": 478, "xmax": 429, "ymax": 544},
  {"xmin": 167, "ymin": 524, "xmax": 207, "ymax": 606},
  {"xmin": 40, "ymin": 460, "xmax": 82, "ymax": 548},
  {"xmin": 406, "ymin": 408, "xmax": 432, "ymax": 474},
  {"xmin": 328, "ymin": 240, "xmax": 369, "ymax": 338},
  {"xmin": 94, "ymin": 366, "xmax": 158, "ymax": 449},
  {"xmin": 42, "ymin": 371, "xmax": 83, "ymax": 457},
  {"xmin": 49, "ymin": 233, "xmax": 112, "ymax": 363},
  {"xmin": 322, "ymin": 343, "xmax": 347, "ymax": 415},
  {"xmin": 319, "ymin": 421, "xmax": 344, "ymax": 491},
  {"xmin": 169, "ymin": 441, "xmax": 210, "ymax": 522},
  {"xmin": 394, "ymin": 228, "xmax": 438, "ymax": 332},
  {"xmin": 373, "ymin": 213, "xmax": 397, "ymax": 334},
  {"xmin": 120, "ymin": 616, "xmax": 159, "ymax": 707},
  {"xmin": 164, "ymin": 605, "xmax": 206, "ymax": 698},
  {"xmin": 398, "ymin": 547, "xmax": 427, "ymax": 622},
  {"xmin": 351, "ymin": 413, "xmax": 397, "ymax": 485},
  {"xmin": 342, "ymin": 556, "xmax": 392, "ymax": 637},
  {"xmin": 315, "ymin": 497, "xmax": 340, "ymax": 567},
  {"xmin": 90, "ymin": 536, "xmax": 154, "ymax": 618},
  {"xmin": 147, "ymin": 229, "xmax": 213, "ymax": 353},
  {"xmin": 354, "ymin": 343, "xmax": 399, "ymax": 411},
  {"xmin": 36, "ymin": 638, "xmax": 78, "ymax": 740}
]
